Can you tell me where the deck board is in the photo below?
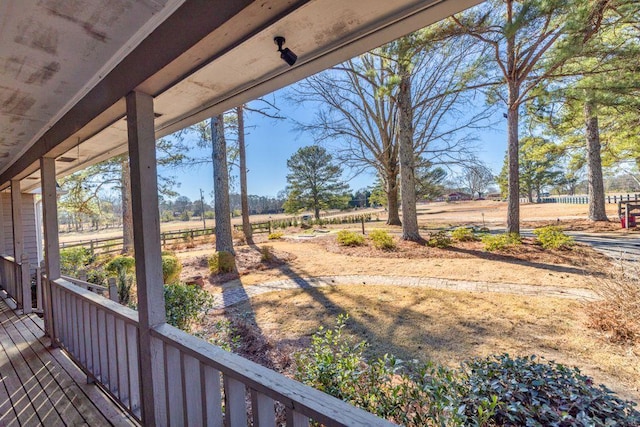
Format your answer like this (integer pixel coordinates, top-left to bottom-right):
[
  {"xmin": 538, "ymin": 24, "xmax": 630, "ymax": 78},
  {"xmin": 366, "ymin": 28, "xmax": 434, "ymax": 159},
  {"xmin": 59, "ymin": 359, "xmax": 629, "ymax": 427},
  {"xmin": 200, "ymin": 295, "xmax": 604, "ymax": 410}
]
[
  {"xmin": 0, "ymin": 305, "xmax": 80, "ymax": 425},
  {"xmin": 0, "ymin": 313, "xmax": 41, "ymax": 426},
  {"xmin": 0, "ymin": 299, "xmax": 137, "ymax": 426}
]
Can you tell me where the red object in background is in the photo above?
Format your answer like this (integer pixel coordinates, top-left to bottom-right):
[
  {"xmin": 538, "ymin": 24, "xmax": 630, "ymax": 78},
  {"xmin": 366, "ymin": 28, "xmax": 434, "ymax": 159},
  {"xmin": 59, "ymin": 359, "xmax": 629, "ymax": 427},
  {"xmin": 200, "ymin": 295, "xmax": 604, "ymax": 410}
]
[{"xmin": 620, "ymin": 215, "xmax": 637, "ymax": 228}]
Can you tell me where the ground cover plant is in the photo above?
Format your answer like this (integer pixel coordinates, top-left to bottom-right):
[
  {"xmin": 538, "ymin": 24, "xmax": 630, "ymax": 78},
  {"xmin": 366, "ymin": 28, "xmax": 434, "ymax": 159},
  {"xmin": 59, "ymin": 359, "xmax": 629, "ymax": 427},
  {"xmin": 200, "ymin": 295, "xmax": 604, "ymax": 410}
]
[
  {"xmin": 368, "ymin": 229, "xmax": 395, "ymax": 250},
  {"xmin": 451, "ymin": 226, "xmax": 477, "ymax": 242},
  {"xmin": 426, "ymin": 230, "xmax": 451, "ymax": 248},
  {"xmin": 294, "ymin": 316, "xmax": 640, "ymax": 426},
  {"xmin": 482, "ymin": 232, "xmax": 522, "ymax": 251},
  {"xmin": 533, "ymin": 225, "xmax": 574, "ymax": 249},
  {"xmin": 336, "ymin": 230, "xmax": 365, "ymax": 246}
]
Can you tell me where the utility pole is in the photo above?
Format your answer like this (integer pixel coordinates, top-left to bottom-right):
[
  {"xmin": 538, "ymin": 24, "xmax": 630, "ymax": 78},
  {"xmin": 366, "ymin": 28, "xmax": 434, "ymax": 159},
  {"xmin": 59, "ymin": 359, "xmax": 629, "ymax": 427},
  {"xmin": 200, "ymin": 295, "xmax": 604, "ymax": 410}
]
[{"xmin": 200, "ymin": 188, "xmax": 206, "ymax": 229}]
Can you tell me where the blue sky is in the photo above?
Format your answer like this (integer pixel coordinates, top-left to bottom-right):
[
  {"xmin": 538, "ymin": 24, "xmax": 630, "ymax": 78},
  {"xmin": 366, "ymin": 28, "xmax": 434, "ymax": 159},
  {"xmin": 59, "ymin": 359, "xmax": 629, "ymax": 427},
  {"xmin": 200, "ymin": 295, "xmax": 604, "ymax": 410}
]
[{"xmin": 160, "ymin": 85, "xmax": 508, "ymax": 204}]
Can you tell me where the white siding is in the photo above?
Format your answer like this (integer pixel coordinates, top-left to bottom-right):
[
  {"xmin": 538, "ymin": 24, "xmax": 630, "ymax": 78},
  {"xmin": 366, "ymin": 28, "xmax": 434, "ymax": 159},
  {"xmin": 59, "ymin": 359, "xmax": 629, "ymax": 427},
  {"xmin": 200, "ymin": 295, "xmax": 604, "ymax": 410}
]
[{"xmin": 0, "ymin": 192, "xmax": 40, "ymax": 270}]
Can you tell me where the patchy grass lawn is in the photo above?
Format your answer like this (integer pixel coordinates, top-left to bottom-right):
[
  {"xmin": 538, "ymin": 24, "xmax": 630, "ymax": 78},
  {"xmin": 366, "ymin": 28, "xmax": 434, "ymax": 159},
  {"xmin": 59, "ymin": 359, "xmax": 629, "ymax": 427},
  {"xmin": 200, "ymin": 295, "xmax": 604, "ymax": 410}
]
[
  {"xmin": 170, "ymin": 202, "xmax": 639, "ymax": 403},
  {"xmin": 203, "ymin": 285, "xmax": 639, "ymax": 402}
]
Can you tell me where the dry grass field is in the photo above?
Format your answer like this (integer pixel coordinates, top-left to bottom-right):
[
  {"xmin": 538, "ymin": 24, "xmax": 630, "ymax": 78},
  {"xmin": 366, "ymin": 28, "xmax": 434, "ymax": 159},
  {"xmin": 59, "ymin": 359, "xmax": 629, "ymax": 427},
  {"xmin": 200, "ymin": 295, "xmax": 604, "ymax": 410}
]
[{"xmin": 171, "ymin": 201, "xmax": 640, "ymax": 401}]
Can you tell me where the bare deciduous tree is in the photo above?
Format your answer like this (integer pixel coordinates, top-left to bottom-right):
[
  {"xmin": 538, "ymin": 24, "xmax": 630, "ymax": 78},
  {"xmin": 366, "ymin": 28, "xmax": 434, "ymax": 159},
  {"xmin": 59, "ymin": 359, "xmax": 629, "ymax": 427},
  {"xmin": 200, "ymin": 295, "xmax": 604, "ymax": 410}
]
[{"xmin": 292, "ymin": 32, "xmax": 490, "ymax": 235}]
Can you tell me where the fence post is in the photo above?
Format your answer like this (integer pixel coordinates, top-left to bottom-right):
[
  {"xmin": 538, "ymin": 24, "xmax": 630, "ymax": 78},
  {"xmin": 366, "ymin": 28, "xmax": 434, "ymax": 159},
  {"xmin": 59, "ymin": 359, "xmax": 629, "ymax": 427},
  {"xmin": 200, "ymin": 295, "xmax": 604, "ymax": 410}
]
[
  {"xmin": 625, "ymin": 203, "xmax": 630, "ymax": 230},
  {"xmin": 268, "ymin": 221, "xmax": 272, "ymax": 234},
  {"xmin": 361, "ymin": 216, "xmax": 365, "ymax": 235},
  {"xmin": 108, "ymin": 277, "xmax": 118, "ymax": 303},
  {"xmin": 21, "ymin": 255, "xmax": 31, "ymax": 314}
]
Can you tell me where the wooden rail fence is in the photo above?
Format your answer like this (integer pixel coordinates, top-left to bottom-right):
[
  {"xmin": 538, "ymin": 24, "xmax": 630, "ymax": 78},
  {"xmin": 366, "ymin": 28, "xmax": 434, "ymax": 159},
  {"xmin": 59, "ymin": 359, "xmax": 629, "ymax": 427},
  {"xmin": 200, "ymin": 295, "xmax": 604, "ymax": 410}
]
[{"xmin": 61, "ymin": 212, "xmax": 379, "ymax": 256}]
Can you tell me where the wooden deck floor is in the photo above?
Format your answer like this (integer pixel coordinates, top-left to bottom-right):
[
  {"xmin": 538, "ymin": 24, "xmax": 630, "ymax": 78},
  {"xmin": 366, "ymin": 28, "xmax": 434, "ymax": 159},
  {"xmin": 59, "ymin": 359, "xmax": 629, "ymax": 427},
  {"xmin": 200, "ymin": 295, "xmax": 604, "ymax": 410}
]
[{"xmin": 0, "ymin": 299, "xmax": 137, "ymax": 426}]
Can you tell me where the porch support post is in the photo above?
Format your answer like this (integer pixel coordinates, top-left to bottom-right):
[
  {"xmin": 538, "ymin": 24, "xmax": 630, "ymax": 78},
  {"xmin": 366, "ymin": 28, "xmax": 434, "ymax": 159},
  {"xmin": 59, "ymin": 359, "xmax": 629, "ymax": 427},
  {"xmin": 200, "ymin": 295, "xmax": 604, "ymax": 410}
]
[
  {"xmin": 126, "ymin": 90, "xmax": 166, "ymax": 426},
  {"xmin": 41, "ymin": 157, "xmax": 61, "ymax": 339},
  {"xmin": 0, "ymin": 194, "xmax": 5, "ymax": 254},
  {"xmin": 11, "ymin": 179, "xmax": 25, "ymax": 308}
]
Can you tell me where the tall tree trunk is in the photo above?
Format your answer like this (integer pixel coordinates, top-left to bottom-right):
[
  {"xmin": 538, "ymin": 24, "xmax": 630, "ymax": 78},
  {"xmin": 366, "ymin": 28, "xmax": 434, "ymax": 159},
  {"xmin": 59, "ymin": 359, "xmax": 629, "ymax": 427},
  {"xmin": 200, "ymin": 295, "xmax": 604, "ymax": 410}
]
[
  {"xmin": 386, "ymin": 175, "xmax": 401, "ymax": 225},
  {"xmin": 397, "ymin": 72, "xmax": 421, "ymax": 241},
  {"xmin": 584, "ymin": 100, "xmax": 608, "ymax": 221},
  {"xmin": 506, "ymin": 87, "xmax": 520, "ymax": 234},
  {"xmin": 121, "ymin": 155, "xmax": 134, "ymax": 254},
  {"xmin": 211, "ymin": 115, "xmax": 235, "ymax": 255},
  {"xmin": 237, "ymin": 106, "xmax": 253, "ymax": 244},
  {"xmin": 505, "ymin": 0, "xmax": 520, "ymax": 235}
]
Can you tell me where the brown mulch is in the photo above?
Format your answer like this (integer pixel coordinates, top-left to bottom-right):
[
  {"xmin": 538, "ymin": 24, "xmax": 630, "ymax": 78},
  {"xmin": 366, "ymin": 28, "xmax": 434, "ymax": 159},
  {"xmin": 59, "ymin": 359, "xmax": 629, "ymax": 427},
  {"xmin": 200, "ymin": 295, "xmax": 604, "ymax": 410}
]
[
  {"xmin": 312, "ymin": 233, "xmax": 607, "ymax": 268},
  {"xmin": 180, "ymin": 245, "xmax": 297, "ymax": 286}
]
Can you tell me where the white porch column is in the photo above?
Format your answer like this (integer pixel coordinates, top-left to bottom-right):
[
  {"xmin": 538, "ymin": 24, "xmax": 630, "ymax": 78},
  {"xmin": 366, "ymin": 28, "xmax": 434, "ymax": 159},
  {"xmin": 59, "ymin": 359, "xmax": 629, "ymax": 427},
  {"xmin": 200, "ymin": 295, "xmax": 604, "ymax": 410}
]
[
  {"xmin": 11, "ymin": 180, "xmax": 23, "ymax": 261},
  {"xmin": 126, "ymin": 90, "xmax": 166, "ymax": 425},
  {"xmin": 10, "ymin": 179, "xmax": 26, "ymax": 309},
  {"xmin": 0, "ymin": 193, "xmax": 5, "ymax": 254},
  {"xmin": 41, "ymin": 157, "xmax": 60, "ymax": 338}
]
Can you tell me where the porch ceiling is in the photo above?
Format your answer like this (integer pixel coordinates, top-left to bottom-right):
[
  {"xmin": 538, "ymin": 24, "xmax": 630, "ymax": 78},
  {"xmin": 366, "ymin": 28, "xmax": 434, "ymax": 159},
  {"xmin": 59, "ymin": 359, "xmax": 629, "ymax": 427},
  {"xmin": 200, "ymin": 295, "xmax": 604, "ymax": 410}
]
[{"xmin": 0, "ymin": 0, "xmax": 482, "ymax": 192}]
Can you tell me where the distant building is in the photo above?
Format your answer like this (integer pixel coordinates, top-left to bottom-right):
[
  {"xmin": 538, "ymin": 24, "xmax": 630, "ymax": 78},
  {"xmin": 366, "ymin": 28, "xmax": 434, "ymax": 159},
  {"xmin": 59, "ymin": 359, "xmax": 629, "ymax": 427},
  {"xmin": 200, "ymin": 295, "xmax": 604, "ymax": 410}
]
[{"xmin": 447, "ymin": 192, "xmax": 472, "ymax": 201}]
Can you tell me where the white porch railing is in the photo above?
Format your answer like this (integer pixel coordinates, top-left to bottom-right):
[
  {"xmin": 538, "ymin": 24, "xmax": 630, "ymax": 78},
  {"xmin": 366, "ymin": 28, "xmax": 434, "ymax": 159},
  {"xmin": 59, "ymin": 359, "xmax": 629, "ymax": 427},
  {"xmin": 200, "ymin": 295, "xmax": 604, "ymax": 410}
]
[
  {"xmin": 0, "ymin": 254, "xmax": 32, "ymax": 313},
  {"xmin": 47, "ymin": 278, "xmax": 395, "ymax": 426},
  {"xmin": 0, "ymin": 255, "xmax": 19, "ymax": 302}
]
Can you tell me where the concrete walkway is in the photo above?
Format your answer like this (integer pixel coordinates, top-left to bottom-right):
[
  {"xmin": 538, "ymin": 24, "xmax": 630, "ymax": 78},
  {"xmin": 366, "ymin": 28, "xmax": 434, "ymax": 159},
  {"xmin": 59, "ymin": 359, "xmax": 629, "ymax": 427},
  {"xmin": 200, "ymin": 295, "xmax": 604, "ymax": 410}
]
[
  {"xmin": 212, "ymin": 228, "xmax": 636, "ymax": 310},
  {"xmin": 211, "ymin": 275, "xmax": 597, "ymax": 309}
]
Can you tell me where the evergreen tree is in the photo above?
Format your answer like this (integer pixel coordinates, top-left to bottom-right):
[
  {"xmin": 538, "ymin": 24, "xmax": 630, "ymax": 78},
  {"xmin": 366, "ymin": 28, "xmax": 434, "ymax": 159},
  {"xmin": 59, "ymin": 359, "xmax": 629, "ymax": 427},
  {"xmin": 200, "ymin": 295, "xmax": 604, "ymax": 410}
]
[{"xmin": 284, "ymin": 146, "xmax": 349, "ymax": 219}]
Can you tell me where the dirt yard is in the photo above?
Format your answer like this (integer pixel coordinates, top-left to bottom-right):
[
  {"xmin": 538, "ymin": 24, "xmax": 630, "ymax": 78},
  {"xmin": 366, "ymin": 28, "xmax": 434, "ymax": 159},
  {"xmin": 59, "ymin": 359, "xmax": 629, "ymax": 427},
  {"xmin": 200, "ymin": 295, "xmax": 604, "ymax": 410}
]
[{"xmin": 166, "ymin": 201, "xmax": 639, "ymax": 402}]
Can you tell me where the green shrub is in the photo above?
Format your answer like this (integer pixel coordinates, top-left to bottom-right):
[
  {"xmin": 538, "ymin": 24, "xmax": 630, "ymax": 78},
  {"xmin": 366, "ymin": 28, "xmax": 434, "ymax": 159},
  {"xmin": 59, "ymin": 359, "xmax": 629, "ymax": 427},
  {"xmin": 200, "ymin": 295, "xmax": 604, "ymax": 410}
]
[
  {"xmin": 60, "ymin": 247, "xmax": 94, "ymax": 275},
  {"xmin": 336, "ymin": 230, "xmax": 365, "ymax": 246},
  {"xmin": 208, "ymin": 251, "xmax": 236, "ymax": 274},
  {"xmin": 162, "ymin": 254, "xmax": 182, "ymax": 284},
  {"xmin": 106, "ymin": 255, "xmax": 135, "ymax": 275},
  {"xmin": 533, "ymin": 225, "xmax": 574, "ymax": 249},
  {"xmin": 164, "ymin": 282, "xmax": 213, "ymax": 331},
  {"xmin": 295, "ymin": 315, "xmax": 367, "ymax": 401},
  {"xmin": 295, "ymin": 317, "xmax": 640, "ymax": 426},
  {"xmin": 260, "ymin": 246, "xmax": 274, "ymax": 262},
  {"xmin": 426, "ymin": 230, "xmax": 451, "ymax": 248},
  {"xmin": 268, "ymin": 231, "xmax": 284, "ymax": 240},
  {"xmin": 459, "ymin": 354, "xmax": 640, "ymax": 426},
  {"xmin": 451, "ymin": 227, "xmax": 476, "ymax": 242},
  {"xmin": 482, "ymin": 233, "xmax": 522, "ymax": 251},
  {"xmin": 369, "ymin": 229, "xmax": 395, "ymax": 250},
  {"xmin": 106, "ymin": 256, "xmax": 136, "ymax": 304},
  {"xmin": 86, "ymin": 269, "xmax": 107, "ymax": 287}
]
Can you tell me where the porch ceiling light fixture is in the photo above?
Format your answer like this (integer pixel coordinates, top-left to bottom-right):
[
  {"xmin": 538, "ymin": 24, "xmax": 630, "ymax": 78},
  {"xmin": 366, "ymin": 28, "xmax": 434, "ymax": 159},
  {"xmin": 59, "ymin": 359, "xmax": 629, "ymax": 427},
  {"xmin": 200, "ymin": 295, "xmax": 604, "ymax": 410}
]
[{"xmin": 274, "ymin": 36, "xmax": 297, "ymax": 66}]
